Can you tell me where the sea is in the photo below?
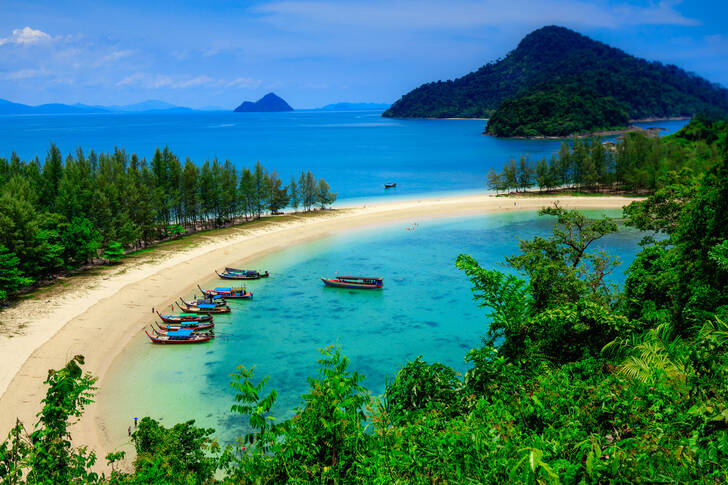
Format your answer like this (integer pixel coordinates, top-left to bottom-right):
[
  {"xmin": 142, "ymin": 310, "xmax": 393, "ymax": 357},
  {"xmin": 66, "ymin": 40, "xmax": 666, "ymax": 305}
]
[
  {"xmin": 0, "ymin": 110, "xmax": 688, "ymax": 202},
  {"xmin": 0, "ymin": 111, "xmax": 687, "ymax": 445}
]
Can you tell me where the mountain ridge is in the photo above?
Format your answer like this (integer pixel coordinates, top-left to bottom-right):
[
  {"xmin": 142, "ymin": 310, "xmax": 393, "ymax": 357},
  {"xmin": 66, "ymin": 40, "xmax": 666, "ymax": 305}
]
[{"xmin": 383, "ymin": 26, "xmax": 728, "ymax": 136}]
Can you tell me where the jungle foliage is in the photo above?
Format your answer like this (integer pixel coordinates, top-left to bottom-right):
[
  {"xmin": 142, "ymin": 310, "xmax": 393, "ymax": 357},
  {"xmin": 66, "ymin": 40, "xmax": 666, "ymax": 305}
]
[
  {"xmin": 0, "ymin": 146, "xmax": 335, "ymax": 302},
  {"xmin": 486, "ymin": 116, "xmax": 727, "ymax": 194},
  {"xmin": 384, "ymin": 25, "xmax": 728, "ymax": 137}
]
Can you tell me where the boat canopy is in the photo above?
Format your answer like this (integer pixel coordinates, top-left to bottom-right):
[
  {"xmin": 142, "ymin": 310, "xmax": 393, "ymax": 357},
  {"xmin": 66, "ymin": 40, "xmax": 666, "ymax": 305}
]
[
  {"xmin": 180, "ymin": 313, "xmax": 198, "ymax": 317},
  {"xmin": 197, "ymin": 304, "xmax": 218, "ymax": 309},
  {"xmin": 167, "ymin": 329, "xmax": 194, "ymax": 337},
  {"xmin": 214, "ymin": 287, "xmax": 231, "ymax": 291}
]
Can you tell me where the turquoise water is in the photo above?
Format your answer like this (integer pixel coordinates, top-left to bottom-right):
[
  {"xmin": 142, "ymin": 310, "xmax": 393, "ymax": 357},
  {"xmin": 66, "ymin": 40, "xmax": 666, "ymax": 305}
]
[
  {"xmin": 0, "ymin": 111, "xmax": 688, "ymax": 201},
  {"xmin": 100, "ymin": 209, "xmax": 646, "ymax": 444}
]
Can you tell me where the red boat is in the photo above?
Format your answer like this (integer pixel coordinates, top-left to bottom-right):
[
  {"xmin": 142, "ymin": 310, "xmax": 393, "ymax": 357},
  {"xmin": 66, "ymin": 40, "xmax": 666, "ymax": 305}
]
[
  {"xmin": 321, "ymin": 276, "xmax": 383, "ymax": 289},
  {"xmin": 198, "ymin": 284, "xmax": 253, "ymax": 299},
  {"xmin": 145, "ymin": 328, "xmax": 214, "ymax": 344}
]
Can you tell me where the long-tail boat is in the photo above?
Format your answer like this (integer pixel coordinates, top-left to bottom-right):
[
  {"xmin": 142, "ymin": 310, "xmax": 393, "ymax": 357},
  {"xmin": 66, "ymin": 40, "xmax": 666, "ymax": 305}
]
[
  {"xmin": 145, "ymin": 328, "xmax": 214, "ymax": 344},
  {"xmin": 156, "ymin": 311, "xmax": 213, "ymax": 324},
  {"xmin": 151, "ymin": 325, "xmax": 215, "ymax": 337},
  {"xmin": 198, "ymin": 284, "xmax": 253, "ymax": 299},
  {"xmin": 216, "ymin": 269, "xmax": 269, "ymax": 280},
  {"xmin": 192, "ymin": 296, "xmax": 228, "ymax": 306},
  {"xmin": 321, "ymin": 276, "xmax": 384, "ymax": 289},
  {"xmin": 155, "ymin": 321, "xmax": 214, "ymax": 332},
  {"xmin": 384, "ymin": 182, "xmax": 397, "ymax": 188},
  {"xmin": 177, "ymin": 298, "xmax": 231, "ymax": 314}
]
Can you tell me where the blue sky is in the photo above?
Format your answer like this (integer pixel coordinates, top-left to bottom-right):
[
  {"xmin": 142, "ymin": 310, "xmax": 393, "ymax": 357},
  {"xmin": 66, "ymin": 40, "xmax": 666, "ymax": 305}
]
[{"xmin": 1, "ymin": 0, "xmax": 726, "ymax": 109}]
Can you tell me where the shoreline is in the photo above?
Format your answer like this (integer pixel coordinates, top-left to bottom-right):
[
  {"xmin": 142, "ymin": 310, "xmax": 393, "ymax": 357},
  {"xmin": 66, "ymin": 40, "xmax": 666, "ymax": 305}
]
[{"xmin": 0, "ymin": 193, "xmax": 638, "ymax": 471}]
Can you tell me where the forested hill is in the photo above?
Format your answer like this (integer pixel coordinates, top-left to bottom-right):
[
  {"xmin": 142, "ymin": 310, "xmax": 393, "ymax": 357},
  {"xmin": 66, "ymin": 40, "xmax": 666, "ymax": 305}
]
[{"xmin": 383, "ymin": 26, "xmax": 728, "ymax": 136}]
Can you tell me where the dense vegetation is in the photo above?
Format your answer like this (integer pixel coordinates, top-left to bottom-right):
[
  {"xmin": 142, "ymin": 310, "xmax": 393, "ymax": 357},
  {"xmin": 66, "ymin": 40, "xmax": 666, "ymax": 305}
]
[
  {"xmin": 384, "ymin": 25, "xmax": 728, "ymax": 136},
  {"xmin": 487, "ymin": 116, "xmax": 727, "ymax": 194},
  {"xmin": 485, "ymin": 86, "xmax": 629, "ymax": 137},
  {"xmin": 2, "ymin": 122, "xmax": 727, "ymax": 483},
  {"xmin": 0, "ymin": 146, "xmax": 336, "ymax": 301}
]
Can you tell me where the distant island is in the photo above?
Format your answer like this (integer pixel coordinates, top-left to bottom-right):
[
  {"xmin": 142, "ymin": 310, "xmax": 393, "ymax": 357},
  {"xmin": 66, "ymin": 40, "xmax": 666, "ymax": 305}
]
[
  {"xmin": 0, "ymin": 98, "xmax": 210, "ymax": 115},
  {"xmin": 317, "ymin": 102, "xmax": 390, "ymax": 111},
  {"xmin": 234, "ymin": 93, "xmax": 293, "ymax": 112},
  {"xmin": 383, "ymin": 25, "xmax": 728, "ymax": 137}
]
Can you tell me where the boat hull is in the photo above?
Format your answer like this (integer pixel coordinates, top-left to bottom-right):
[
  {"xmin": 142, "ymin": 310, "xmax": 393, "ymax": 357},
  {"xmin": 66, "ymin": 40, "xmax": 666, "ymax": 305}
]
[
  {"xmin": 155, "ymin": 322, "xmax": 214, "ymax": 331},
  {"xmin": 157, "ymin": 312, "xmax": 213, "ymax": 324},
  {"xmin": 145, "ymin": 330, "xmax": 213, "ymax": 344},
  {"xmin": 321, "ymin": 278, "xmax": 382, "ymax": 290}
]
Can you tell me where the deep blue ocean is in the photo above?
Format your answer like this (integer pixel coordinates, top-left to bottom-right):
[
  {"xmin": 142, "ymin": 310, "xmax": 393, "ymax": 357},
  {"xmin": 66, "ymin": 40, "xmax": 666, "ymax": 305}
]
[{"xmin": 0, "ymin": 110, "xmax": 688, "ymax": 201}]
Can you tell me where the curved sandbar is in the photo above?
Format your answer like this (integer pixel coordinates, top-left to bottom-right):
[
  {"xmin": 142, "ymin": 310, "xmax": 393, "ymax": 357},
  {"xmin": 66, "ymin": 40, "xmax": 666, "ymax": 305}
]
[{"xmin": 0, "ymin": 193, "xmax": 637, "ymax": 465}]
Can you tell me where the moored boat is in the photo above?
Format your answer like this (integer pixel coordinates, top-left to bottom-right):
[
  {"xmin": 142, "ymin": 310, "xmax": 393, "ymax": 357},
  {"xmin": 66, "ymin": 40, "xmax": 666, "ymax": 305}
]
[
  {"xmin": 156, "ymin": 311, "xmax": 213, "ymax": 324},
  {"xmin": 384, "ymin": 182, "xmax": 397, "ymax": 188},
  {"xmin": 145, "ymin": 328, "xmax": 213, "ymax": 344},
  {"xmin": 216, "ymin": 269, "xmax": 269, "ymax": 280},
  {"xmin": 192, "ymin": 296, "xmax": 227, "ymax": 306},
  {"xmin": 155, "ymin": 321, "xmax": 214, "ymax": 332},
  {"xmin": 321, "ymin": 276, "xmax": 383, "ymax": 289},
  {"xmin": 198, "ymin": 284, "xmax": 253, "ymax": 299},
  {"xmin": 177, "ymin": 298, "xmax": 231, "ymax": 314}
]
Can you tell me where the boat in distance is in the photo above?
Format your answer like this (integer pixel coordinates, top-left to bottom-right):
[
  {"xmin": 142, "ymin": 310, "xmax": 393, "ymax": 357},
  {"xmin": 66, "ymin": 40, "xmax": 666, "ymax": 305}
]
[
  {"xmin": 156, "ymin": 311, "xmax": 213, "ymax": 324},
  {"xmin": 145, "ymin": 328, "xmax": 214, "ymax": 344},
  {"xmin": 177, "ymin": 298, "xmax": 231, "ymax": 314},
  {"xmin": 198, "ymin": 284, "xmax": 253, "ymax": 299},
  {"xmin": 321, "ymin": 276, "xmax": 384, "ymax": 289},
  {"xmin": 384, "ymin": 182, "xmax": 397, "ymax": 188},
  {"xmin": 216, "ymin": 269, "xmax": 269, "ymax": 280}
]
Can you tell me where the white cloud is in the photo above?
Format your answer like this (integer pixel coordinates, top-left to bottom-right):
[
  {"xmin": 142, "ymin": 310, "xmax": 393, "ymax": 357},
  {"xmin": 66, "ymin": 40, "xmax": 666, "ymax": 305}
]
[
  {"xmin": 0, "ymin": 26, "xmax": 52, "ymax": 46},
  {"xmin": 226, "ymin": 77, "xmax": 263, "ymax": 88},
  {"xmin": 254, "ymin": 0, "xmax": 699, "ymax": 31},
  {"xmin": 0, "ymin": 68, "xmax": 47, "ymax": 80},
  {"xmin": 93, "ymin": 49, "xmax": 134, "ymax": 66},
  {"xmin": 117, "ymin": 72, "xmax": 260, "ymax": 90}
]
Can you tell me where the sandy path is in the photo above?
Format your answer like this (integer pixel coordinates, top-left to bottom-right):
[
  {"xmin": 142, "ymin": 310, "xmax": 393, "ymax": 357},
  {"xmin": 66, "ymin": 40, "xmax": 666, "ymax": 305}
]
[{"xmin": 0, "ymin": 193, "xmax": 635, "ymax": 467}]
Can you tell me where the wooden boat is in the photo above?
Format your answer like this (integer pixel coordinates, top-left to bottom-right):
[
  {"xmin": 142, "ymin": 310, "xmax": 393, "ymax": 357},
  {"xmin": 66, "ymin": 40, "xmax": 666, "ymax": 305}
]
[
  {"xmin": 155, "ymin": 321, "xmax": 214, "ymax": 332},
  {"xmin": 216, "ymin": 270, "xmax": 269, "ymax": 280},
  {"xmin": 177, "ymin": 298, "xmax": 231, "ymax": 314},
  {"xmin": 384, "ymin": 182, "xmax": 397, "ymax": 188},
  {"xmin": 156, "ymin": 311, "xmax": 213, "ymax": 324},
  {"xmin": 151, "ymin": 325, "xmax": 214, "ymax": 337},
  {"xmin": 192, "ymin": 296, "xmax": 227, "ymax": 306},
  {"xmin": 198, "ymin": 284, "xmax": 253, "ymax": 299},
  {"xmin": 321, "ymin": 276, "xmax": 383, "ymax": 289},
  {"xmin": 145, "ymin": 328, "xmax": 213, "ymax": 344},
  {"xmin": 224, "ymin": 267, "xmax": 270, "ymax": 278}
]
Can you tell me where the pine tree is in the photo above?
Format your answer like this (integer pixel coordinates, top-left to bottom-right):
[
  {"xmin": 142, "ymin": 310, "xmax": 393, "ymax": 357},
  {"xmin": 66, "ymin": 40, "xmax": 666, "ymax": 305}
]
[
  {"xmin": 316, "ymin": 178, "xmax": 336, "ymax": 209},
  {"xmin": 486, "ymin": 168, "xmax": 501, "ymax": 194},
  {"xmin": 0, "ymin": 244, "xmax": 32, "ymax": 299},
  {"xmin": 289, "ymin": 176, "xmax": 300, "ymax": 211}
]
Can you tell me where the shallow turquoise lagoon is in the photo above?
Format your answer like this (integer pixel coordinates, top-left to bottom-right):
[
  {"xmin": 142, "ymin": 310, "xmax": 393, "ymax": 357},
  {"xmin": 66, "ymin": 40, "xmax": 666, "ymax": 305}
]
[{"xmin": 100, "ymin": 209, "xmax": 646, "ymax": 443}]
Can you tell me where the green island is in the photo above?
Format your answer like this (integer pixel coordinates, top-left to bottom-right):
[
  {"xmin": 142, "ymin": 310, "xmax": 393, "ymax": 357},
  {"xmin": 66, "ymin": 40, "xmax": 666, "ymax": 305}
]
[
  {"xmin": 383, "ymin": 26, "xmax": 728, "ymax": 137},
  {"xmin": 2, "ymin": 117, "xmax": 727, "ymax": 483},
  {"xmin": 0, "ymin": 149, "xmax": 335, "ymax": 302}
]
